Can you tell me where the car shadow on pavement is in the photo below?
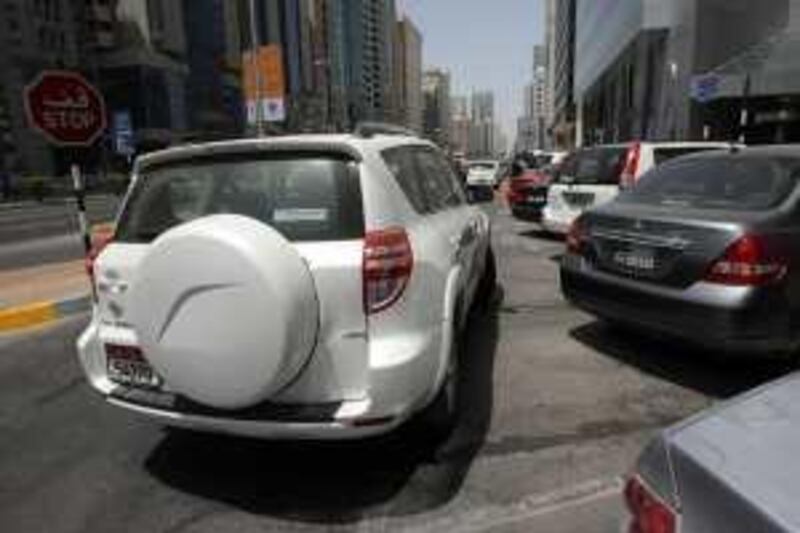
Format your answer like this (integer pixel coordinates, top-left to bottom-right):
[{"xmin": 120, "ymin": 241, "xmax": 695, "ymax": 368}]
[
  {"xmin": 518, "ymin": 228, "xmax": 564, "ymax": 243},
  {"xmin": 143, "ymin": 289, "xmax": 502, "ymax": 525},
  {"xmin": 571, "ymin": 320, "xmax": 792, "ymax": 400}
]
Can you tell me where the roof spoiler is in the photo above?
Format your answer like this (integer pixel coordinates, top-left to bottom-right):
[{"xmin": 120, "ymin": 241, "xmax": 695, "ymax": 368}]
[{"xmin": 354, "ymin": 122, "xmax": 417, "ymax": 138}]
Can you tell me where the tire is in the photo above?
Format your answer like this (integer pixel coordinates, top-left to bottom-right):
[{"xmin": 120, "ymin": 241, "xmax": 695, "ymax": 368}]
[
  {"xmin": 477, "ymin": 247, "xmax": 497, "ymax": 309},
  {"xmin": 415, "ymin": 321, "xmax": 461, "ymax": 443}
]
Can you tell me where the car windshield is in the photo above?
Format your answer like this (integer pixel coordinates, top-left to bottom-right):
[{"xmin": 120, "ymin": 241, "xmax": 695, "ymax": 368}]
[
  {"xmin": 621, "ymin": 156, "xmax": 799, "ymax": 210},
  {"xmin": 558, "ymin": 148, "xmax": 626, "ymax": 185},
  {"xmin": 116, "ymin": 155, "xmax": 363, "ymax": 243}
]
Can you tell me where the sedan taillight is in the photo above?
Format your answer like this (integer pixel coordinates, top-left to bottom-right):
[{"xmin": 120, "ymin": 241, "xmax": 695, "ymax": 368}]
[
  {"xmin": 704, "ymin": 234, "xmax": 788, "ymax": 286},
  {"xmin": 566, "ymin": 217, "xmax": 587, "ymax": 255},
  {"xmin": 363, "ymin": 228, "xmax": 413, "ymax": 315},
  {"xmin": 625, "ymin": 476, "xmax": 677, "ymax": 533}
]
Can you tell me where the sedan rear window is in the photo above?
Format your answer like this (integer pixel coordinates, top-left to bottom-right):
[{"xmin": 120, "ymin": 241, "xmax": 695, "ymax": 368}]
[
  {"xmin": 115, "ymin": 154, "xmax": 363, "ymax": 243},
  {"xmin": 622, "ymin": 156, "xmax": 798, "ymax": 211}
]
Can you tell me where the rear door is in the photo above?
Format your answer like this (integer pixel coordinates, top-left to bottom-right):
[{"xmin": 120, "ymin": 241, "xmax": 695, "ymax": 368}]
[{"xmin": 414, "ymin": 147, "xmax": 486, "ymax": 306}]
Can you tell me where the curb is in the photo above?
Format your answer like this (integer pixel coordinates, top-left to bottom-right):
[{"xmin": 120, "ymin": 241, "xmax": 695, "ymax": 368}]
[{"xmin": 0, "ymin": 294, "xmax": 91, "ymax": 333}]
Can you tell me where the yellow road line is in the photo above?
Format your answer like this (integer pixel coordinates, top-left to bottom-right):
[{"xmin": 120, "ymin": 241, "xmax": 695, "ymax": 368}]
[{"xmin": 0, "ymin": 302, "xmax": 58, "ymax": 332}]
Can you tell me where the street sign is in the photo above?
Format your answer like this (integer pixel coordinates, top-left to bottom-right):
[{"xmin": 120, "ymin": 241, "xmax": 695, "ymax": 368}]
[
  {"xmin": 24, "ymin": 70, "xmax": 107, "ymax": 146},
  {"xmin": 243, "ymin": 45, "xmax": 286, "ymax": 124},
  {"xmin": 690, "ymin": 74, "xmax": 721, "ymax": 103},
  {"xmin": 112, "ymin": 110, "xmax": 135, "ymax": 156}
]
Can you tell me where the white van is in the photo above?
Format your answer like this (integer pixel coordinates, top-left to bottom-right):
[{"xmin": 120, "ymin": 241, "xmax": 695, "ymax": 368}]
[{"xmin": 542, "ymin": 142, "xmax": 734, "ymax": 234}]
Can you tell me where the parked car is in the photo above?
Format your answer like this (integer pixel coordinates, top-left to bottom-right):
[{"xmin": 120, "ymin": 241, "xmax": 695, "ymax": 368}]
[
  {"xmin": 466, "ymin": 160, "xmax": 500, "ymax": 202},
  {"xmin": 77, "ymin": 127, "xmax": 496, "ymax": 441},
  {"xmin": 561, "ymin": 145, "xmax": 800, "ymax": 355},
  {"xmin": 507, "ymin": 162, "xmax": 556, "ymax": 222},
  {"xmin": 542, "ymin": 142, "xmax": 733, "ymax": 235},
  {"xmin": 625, "ymin": 372, "xmax": 800, "ymax": 532}
]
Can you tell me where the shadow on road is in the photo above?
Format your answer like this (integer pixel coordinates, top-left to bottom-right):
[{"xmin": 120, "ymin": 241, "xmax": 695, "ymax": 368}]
[
  {"xmin": 518, "ymin": 227, "xmax": 564, "ymax": 243},
  {"xmin": 571, "ymin": 320, "xmax": 792, "ymax": 399},
  {"xmin": 144, "ymin": 289, "xmax": 501, "ymax": 524}
]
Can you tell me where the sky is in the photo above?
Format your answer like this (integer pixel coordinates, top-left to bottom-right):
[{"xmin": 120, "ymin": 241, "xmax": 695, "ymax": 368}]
[{"xmin": 398, "ymin": 0, "xmax": 545, "ymax": 142}]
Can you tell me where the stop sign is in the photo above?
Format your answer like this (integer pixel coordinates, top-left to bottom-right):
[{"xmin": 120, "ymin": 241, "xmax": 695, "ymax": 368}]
[{"xmin": 24, "ymin": 70, "xmax": 107, "ymax": 146}]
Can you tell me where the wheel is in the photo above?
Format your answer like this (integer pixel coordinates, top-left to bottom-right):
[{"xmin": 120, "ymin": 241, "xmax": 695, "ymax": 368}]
[
  {"xmin": 477, "ymin": 247, "xmax": 497, "ymax": 309},
  {"xmin": 415, "ymin": 322, "xmax": 461, "ymax": 443}
]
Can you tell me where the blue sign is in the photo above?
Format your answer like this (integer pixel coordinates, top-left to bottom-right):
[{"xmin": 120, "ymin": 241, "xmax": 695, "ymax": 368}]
[
  {"xmin": 112, "ymin": 110, "xmax": 134, "ymax": 156},
  {"xmin": 690, "ymin": 74, "xmax": 721, "ymax": 103}
]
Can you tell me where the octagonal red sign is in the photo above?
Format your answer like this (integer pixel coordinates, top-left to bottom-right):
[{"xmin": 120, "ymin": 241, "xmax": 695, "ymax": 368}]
[{"xmin": 24, "ymin": 71, "xmax": 107, "ymax": 146}]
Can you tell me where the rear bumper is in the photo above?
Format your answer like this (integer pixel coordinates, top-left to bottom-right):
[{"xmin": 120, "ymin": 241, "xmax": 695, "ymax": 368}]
[
  {"xmin": 76, "ymin": 320, "xmax": 444, "ymax": 440},
  {"xmin": 541, "ymin": 207, "xmax": 574, "ymax": 235},
  {"xmin": 560, "ymin": 255, "xmax": 796, "ymax": 354}
]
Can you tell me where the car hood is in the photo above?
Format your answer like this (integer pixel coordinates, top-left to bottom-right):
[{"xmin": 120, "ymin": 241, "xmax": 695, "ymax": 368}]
[{"xmin": 663, "ymin": 373, "xmax": 800, "ymax": 532}]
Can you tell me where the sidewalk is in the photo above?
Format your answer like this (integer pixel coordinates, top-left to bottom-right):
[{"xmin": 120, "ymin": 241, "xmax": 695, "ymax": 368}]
[{"xmin": 0, "ymin": 259, "xmax": 91, "ymax": 332}]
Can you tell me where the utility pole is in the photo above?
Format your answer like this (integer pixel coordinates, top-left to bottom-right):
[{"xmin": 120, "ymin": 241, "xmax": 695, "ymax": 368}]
[{"xmin": 248, "ymin": 0, "xmax": 265, "ymax": 136}]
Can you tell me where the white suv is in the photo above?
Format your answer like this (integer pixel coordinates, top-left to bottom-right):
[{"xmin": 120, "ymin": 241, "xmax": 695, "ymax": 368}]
[{"xmin": 77, "ymin": 128, "xmax": 495, "ymax": 441}]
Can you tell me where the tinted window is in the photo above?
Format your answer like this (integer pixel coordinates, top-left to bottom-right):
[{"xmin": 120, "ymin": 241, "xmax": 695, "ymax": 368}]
[
  {"xmin": 469, "ymin": 162, "xmax": 497, "ymax": 171},
  {"xmin": 559, "ymin": 148, "xmax": 626, "ymax": 185},
  {"xmin": 116, "ymin": 155, "xmax": 363, "ymax": 243},
  {"xmin": 623, "ymin": 156, "xmax": 798, "ymax": 211},
  {"xmin": 416, "ymin": 149, "xmax": 465, "ymax": 209},
  {"xmin": 382, "ymin": 146, "xmax": 430, "ymax": 213},
  {"xmin": 653, "ymin": 147, "xmax": 726, "ymax": 166}
]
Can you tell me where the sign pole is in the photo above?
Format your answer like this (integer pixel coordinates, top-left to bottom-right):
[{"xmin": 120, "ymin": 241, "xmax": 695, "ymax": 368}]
[
  {"xmin": 248, "ymin": 0, "xmax": 265, "ymax": 137},
  {"xmin": 71, "ymin": 163, "xmax": 92, "ymax": 256}
]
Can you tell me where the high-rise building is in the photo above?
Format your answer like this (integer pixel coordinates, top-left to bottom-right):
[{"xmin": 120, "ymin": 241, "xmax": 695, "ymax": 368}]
[
  {"xmin": 393, "ymin": 16, "xmax": 423, "ymax": 132},
  {"xmin": 550, "ymin": 0, "xmax": 576, "ymax": 149},
  {"xmin": 574, "ymin": 0, "xmax": 800, "ymax": 145},
  {"xmin": 450, "ymin": 94, "xmax": 471, "ymax": 155},
  {"xmin": 423, "ymin": 69, "xmax": 451, "ymax": 148},
  {"xmin": 532, "ymin": 44, "xmax": 550, "ymax": 149},
  {"xmin": 93, "ymin": 0, "xmax": 190, "ymax": 152},
  {"xmin": 469, "ymin": 91, "xmax": 495, "ymax": 157},
  {"xmin": 346, "ymin": 0, "xmax": 397, "ymax": 125},
  {"xmin": 183, "ymin": 0, "xmax": 244, "ymax": 138}
]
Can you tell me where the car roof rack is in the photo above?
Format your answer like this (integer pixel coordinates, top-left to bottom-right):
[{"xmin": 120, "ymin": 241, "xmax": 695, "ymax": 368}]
[{"xmin": 353, "ymin": 122, "xmax": 417, "ymax": 138}]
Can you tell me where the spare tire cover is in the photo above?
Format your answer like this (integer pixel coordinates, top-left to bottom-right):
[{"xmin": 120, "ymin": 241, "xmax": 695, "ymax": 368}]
[{"xmin": 128, "ymin": 215, "xmax": 318, "ymax": 409}]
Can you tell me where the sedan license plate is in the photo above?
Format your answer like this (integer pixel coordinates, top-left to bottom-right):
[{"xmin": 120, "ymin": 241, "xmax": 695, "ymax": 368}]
[
  {"xmin": 612, "ymin": 247, "xmax": 656, "ymax": 272},
  {"xmin": 106, "ymin": 344, "xmax": 162, "ymax": 389}
]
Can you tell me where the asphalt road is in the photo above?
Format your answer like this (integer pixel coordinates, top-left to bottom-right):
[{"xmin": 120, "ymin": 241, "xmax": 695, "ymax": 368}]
[
  {"xmin": 0, "ymin": 196, "xmax": 119, "ymax": 270},
  {"xmin": 0, "ymin": 206, "xmax": 792, "ymax": 532}
]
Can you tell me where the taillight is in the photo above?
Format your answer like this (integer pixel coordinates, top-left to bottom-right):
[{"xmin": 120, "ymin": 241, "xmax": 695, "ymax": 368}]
[
  {"xmin": 86, "ymin": 231, "xmax": 114, "ymax": 290},
  {"xmin": 625, "ymin": 476, "xmax": 677, "ymax": 533},
  {"xmin": 621, "ymin": 142, "xmax": 642, "ymax": 189},
  {"xmin": 705, "ymin": 234, "xmax": 788, "ymax": 286},
  {"xmin": 566, "ymin": 217, "xmax": 587, "ymax": 255},
  {"xmin": 363, "ymin": 227, "xmax": 413, "ymax": 314}
]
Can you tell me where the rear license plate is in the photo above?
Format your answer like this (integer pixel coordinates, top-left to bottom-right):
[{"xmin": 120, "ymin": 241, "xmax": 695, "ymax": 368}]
[
  {"xmin": 612, "ymin": 247, "xmax": 656, "ymax": 272},
  {"xmin": 106, "ymin": 344, "xmax": 163, "ymax": 390},
  {"xmin": 563, "ymin": 192, "xmax": 595, "ymax": 208}
]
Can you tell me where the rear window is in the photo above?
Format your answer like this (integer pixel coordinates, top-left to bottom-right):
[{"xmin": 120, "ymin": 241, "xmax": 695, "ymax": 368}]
[
  {"xmin": 653, "ymin": 146, "xmax": 726, "ymax": 166},
  {"xmin": 469, "ymin": 162, "xmax": 497, "ymax": 171},
  {"xmin": 622, "ymin": 156, "xmax": 799, "ymax": 211},
  {"xmin": 115, "ymin": 154, "xmax": 363, "ymax": 243},
  {"xmin": 558, "ymin": 148, "xmax": 626, "ymax": 185}
]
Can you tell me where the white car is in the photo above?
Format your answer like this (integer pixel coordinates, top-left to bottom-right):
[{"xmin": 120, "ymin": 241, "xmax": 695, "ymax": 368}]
[
  {"xmin": 542, "ymin": 142, "xmax": 734, "ymax": 234},
  {"xmin": 77, "ymin": 126, "xmax": 495, "ymax": 441},
  {"xmin": 466, "ymin": 160, "xmax": 500, "ymax": 188}
]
